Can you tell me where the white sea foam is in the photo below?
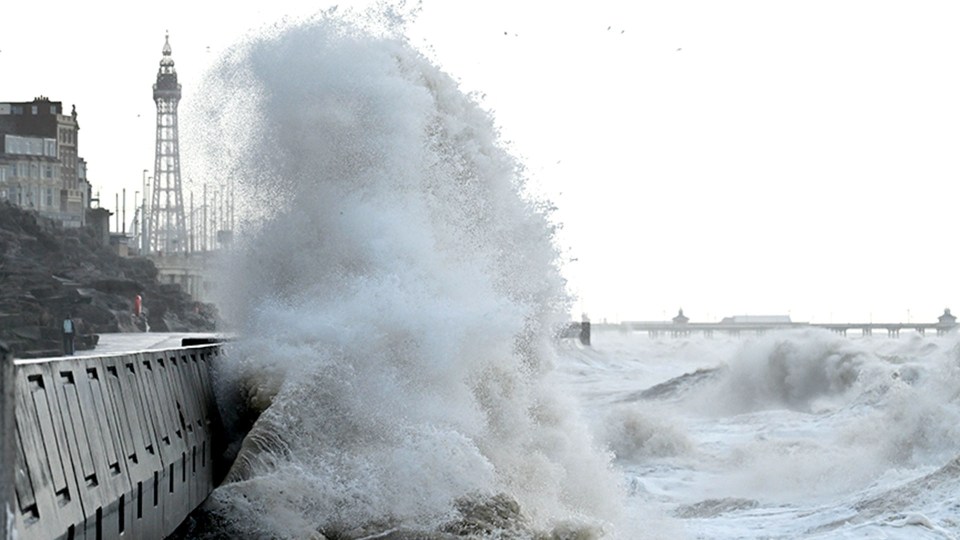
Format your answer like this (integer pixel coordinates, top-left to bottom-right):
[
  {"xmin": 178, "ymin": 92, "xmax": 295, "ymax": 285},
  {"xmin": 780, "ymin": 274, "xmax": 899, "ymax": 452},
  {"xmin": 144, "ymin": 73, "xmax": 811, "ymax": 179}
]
[
  {"xmin": 557, "ymin": 329, "xmax": 960, "ymax": 539},
  {"xmin": 601, "ymin": 404, "xmax": 692, "ymax": 460},
  {"xmin": 190, "ymin": 10, "xmax": 633, "ymax": 539}
]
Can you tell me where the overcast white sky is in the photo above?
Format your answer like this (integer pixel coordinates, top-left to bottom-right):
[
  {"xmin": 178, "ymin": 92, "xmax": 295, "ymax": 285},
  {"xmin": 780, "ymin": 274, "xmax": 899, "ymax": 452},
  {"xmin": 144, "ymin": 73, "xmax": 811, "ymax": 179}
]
[{"xmin": 3, "ymin": 1, "xmax": 959, "ymax": 324}]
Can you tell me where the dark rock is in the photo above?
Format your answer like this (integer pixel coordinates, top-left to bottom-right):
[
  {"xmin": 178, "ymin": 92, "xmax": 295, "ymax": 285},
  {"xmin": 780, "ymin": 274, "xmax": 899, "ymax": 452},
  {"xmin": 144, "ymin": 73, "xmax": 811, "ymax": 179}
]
[
  {"xmin": 89, "ymin": 279, "xmax": 143, "ymax": 296},
  {"xmin": 12, "ymin": 326, "xmax": 41, "ymax": 341},
  {"xmin": 0, "ymin": 201, "xmax": 218, "ymax": 356},
  {"xmin": 443, "ymin": 493, "xmax": 527, "ymax": 538}
]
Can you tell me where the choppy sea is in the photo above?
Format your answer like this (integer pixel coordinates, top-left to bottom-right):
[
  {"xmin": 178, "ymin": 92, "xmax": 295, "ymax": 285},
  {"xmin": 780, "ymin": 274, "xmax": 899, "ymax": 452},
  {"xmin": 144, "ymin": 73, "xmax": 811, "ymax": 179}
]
[{"xmin": 556, "ymin": 329, "xmax": 960, "ymax": 539}]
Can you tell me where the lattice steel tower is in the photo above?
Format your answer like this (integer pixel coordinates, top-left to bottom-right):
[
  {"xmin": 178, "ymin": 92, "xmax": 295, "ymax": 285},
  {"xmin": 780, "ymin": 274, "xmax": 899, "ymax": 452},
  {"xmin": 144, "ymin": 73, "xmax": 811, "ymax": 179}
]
[{"xmin": 148, "ymin": 33, "xmax": 188, "ymax": 254}]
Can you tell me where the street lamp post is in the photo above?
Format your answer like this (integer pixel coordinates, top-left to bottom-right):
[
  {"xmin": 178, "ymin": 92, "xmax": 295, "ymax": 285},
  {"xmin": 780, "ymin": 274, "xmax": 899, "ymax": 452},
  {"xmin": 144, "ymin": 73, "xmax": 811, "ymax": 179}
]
[
  {"xmin": 142, "ymin": 170, "xmax": 151, "ymax": 255},
  {"xmin": 141, "ymin": 169, "xmax": 148, "ymax": 253},
  {"xmin": 133, "ymin": 190, "xmax": 140, "ymax": 253}
]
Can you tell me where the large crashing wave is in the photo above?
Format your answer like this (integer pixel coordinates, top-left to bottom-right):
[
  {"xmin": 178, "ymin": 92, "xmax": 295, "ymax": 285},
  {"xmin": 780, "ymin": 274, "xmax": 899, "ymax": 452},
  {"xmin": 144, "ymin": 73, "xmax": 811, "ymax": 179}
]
[{"xmin": 188, "ymin": 11, "xmax": 625, "ymax": 539}]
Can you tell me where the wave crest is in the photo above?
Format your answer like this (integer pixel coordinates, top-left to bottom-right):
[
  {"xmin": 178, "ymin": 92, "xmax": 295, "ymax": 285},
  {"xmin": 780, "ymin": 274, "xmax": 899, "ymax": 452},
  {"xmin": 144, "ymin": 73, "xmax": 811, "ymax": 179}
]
[{"xmin": 187, "ymin": 11, "xmax": 629, "ymax": 539}]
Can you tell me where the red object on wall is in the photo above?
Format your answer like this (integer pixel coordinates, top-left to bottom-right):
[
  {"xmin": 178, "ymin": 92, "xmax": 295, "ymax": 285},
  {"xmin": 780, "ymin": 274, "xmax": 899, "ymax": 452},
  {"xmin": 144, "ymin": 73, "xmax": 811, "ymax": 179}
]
[{"xmin": 134, "ymin": 295, "xmax": 142, "ymax": 316}]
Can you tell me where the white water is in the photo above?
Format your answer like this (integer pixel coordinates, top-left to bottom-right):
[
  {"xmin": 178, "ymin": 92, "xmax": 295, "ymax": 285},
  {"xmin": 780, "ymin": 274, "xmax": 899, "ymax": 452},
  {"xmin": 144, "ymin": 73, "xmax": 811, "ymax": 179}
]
[
  {"xmin": 192, "ymin": 10, "xmax": 631, "ymax": 540},
  {"xmin": 187, "ymin": 9, "xmax": 960, "ymax": 539},
  {"xmin": 558, "ymin": 329, "xmax": 960, "ymax": 539}
]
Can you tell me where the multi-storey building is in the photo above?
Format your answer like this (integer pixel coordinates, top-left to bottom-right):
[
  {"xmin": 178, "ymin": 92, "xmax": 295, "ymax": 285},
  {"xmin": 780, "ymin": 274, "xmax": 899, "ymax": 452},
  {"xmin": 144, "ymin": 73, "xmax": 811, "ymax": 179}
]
[{"xmin": 0, "ymin": 97, "xmax": 91, "ymax": 227}]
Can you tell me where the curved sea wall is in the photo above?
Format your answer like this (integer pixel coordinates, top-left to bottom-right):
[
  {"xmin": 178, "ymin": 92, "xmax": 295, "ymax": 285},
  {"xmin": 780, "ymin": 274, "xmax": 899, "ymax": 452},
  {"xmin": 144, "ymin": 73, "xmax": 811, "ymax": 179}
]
[{"xmin": 3, "ymin": 344, "xmax": 221, "ymax": 540}]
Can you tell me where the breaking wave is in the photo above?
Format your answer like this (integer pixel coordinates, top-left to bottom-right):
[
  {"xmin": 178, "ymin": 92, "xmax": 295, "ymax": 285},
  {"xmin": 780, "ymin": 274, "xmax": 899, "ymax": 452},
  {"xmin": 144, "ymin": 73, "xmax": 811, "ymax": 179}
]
[
  {"xmin": 696, "ymin": 330, "xmax": 867, "ymax": 415},
  {"xmin": 184, "ymin": 9, "xmax": 633, "ymax": 540}
]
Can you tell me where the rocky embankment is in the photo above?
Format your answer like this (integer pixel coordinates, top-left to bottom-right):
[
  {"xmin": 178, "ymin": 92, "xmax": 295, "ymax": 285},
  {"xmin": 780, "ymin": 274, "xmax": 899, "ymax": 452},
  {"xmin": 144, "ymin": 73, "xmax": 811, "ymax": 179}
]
[{"xmin": 0, "ymin": 202, "xmax": 217, "ymax": 357}]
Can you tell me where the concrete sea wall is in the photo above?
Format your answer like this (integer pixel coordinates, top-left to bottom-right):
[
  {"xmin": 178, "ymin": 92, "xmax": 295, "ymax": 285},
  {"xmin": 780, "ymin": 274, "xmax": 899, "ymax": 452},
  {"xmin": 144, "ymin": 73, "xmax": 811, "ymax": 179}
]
[
  {"xmin": 2, "ymin": 344, "xmax": 14, "ymax": 540},
  {"xmin": 2, "ymin": 344, "xmax": 221, "ymax": 540}
]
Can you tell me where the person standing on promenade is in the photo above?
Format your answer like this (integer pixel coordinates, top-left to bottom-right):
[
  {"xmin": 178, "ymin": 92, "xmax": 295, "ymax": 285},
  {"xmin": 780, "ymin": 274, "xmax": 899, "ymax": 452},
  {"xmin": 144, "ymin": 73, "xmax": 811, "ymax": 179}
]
[{"xmin": 62, "ymin": 315, "xmax": 75, "ymax": 355}]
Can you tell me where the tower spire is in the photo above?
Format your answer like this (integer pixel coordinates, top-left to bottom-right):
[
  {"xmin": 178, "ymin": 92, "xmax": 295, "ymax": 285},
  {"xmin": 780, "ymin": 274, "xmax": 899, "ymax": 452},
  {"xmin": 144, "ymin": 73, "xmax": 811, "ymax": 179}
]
[
  {"xmin": 162, "ymin": 31, "xmax": 173, "ymax": 56},
  {"xmin": 149, "ymin": 32, "xmax": 187, "ymax": 255}
]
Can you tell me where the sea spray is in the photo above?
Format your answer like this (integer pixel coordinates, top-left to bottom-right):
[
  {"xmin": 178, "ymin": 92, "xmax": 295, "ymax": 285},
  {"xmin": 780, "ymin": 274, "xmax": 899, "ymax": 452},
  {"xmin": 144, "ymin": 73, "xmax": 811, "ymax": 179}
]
[{"xmin": 187, "ymin": 11, "xmax": 627, "ymax": 539}]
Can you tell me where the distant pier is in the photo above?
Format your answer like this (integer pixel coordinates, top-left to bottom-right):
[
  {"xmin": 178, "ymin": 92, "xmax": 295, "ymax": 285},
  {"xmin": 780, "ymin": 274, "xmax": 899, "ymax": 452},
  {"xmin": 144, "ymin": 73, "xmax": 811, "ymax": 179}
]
[{"xmin": 622, "ymin": 309, "xmax": 959, "ymax": 338}]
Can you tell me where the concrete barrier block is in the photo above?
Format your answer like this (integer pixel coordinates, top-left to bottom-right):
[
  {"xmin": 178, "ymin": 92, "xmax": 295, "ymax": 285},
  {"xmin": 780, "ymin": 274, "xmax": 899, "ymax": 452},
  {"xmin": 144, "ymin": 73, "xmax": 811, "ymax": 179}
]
[
  {"xmin": 187, "ymin": 350, "xmax": 216, "ymax": 505},
  {"xmin": 179, "ymin": 351, "xmax": 217, "ymax": 510},
  {"xmin": 128, "ymin": 353, "xmax": 174, "ymax": 537},
  {"xmin": 13, "ymin": 362, "xmax": 85, "ymax": 540},
  {"xmin": 167, "ymin": 356, "xmax": 200, "ymax": 511},
  {"xmin": 149, "ymin": 351, "xmax": 192, "ymax": 536},
  {"xmin": 100, "ymin": 353, "xmax": 164, "ymax": 536},
  {"xmin": 51, "ymin": 357, "xmax": 135, "ymax": 540}
]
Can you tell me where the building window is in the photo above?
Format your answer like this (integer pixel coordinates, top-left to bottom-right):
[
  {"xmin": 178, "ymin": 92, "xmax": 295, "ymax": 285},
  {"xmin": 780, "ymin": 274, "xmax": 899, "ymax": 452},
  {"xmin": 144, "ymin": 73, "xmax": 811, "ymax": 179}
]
[
  {"xmin": 50, "ymin": 105, "xmax": 57, "ymax": 115},
  {"xmin": 46, "ymin": 189, "xmax": 53, "ymax": 207},
  {"xmin": 31, "ymin": 106, "xmax": 38, "ymax": 115}
]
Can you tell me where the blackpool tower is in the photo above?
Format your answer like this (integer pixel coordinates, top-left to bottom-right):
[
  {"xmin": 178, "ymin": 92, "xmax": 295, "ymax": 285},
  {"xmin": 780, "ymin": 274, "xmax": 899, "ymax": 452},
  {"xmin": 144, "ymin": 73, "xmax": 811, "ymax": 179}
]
[{"xmin": 148, "ymin": 33, "xmax": 188, "ymax": 254}]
